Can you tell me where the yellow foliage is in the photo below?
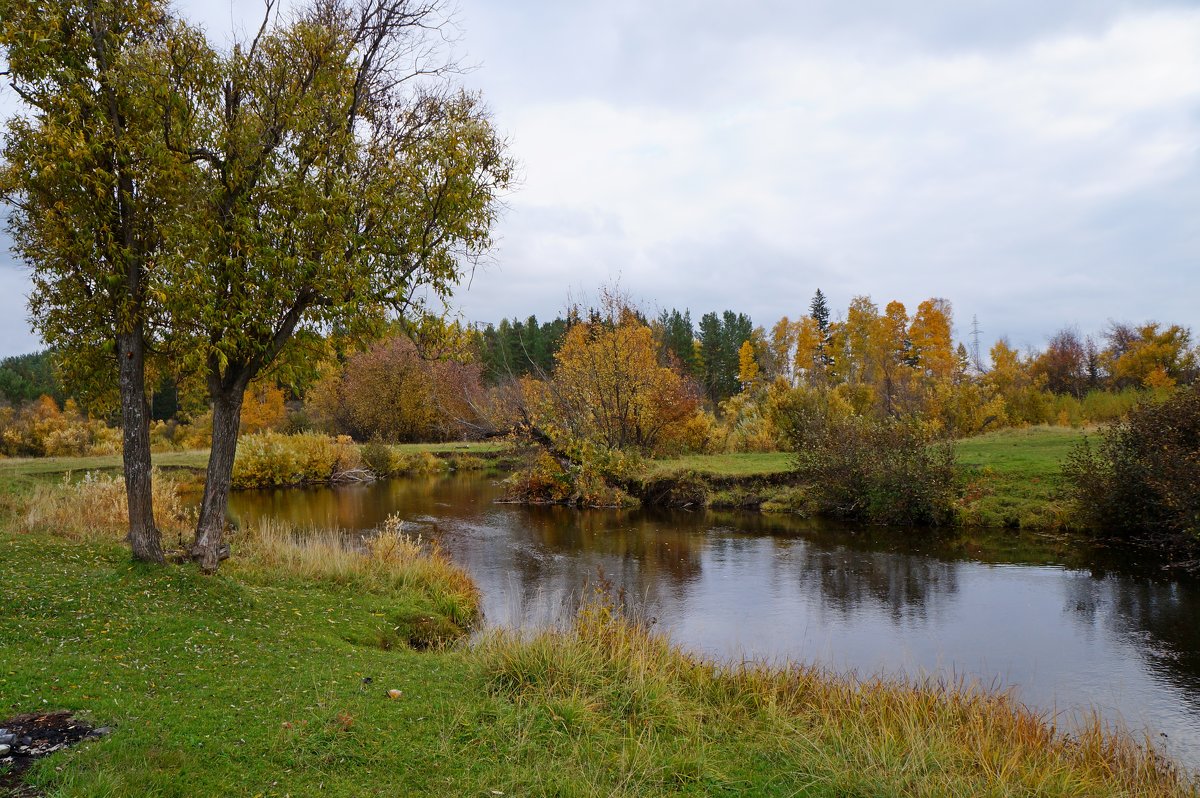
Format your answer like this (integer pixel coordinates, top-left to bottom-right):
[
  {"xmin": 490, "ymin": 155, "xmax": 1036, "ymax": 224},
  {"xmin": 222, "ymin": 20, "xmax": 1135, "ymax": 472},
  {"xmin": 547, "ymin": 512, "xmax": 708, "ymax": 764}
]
[
  {"xmin": 737, "ymin": 340, "xmax": 759, "ymax": 388},
  {"xmin": 240, "ymin": 382, "xmax": 288, "ymax": 434},
  {"xmin": 532, "ymin": 317, "xmax": 704, "ymax": 456},
  {"xmin": 232, "ymin": 431, "xmax": 362, "ymax": 488}
]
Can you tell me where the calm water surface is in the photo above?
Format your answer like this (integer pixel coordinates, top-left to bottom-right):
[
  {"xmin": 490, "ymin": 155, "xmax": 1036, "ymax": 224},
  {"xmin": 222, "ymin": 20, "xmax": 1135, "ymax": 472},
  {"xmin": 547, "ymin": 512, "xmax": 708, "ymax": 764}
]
[{"xmin": 229, "ymin": 473, "xmax": 1200, "ymax": 768}]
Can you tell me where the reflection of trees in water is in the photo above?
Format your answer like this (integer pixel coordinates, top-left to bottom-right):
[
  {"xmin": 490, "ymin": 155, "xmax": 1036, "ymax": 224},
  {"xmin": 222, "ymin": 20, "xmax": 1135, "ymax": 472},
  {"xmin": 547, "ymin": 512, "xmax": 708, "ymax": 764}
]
[
  {"xmin": 781, "ymin": 542, "xmax": 961, "ymax": 623},
  {"xmin": 1063, "ymin": 571, "xmax": 1200, "ymax": 706},
  {"xmin": 482, "ymin": 505, "xmax": 706, "ymax": 628},
  {"xmin": 228, "ymin": 474, "xmax": 492, "ymax": 533}
]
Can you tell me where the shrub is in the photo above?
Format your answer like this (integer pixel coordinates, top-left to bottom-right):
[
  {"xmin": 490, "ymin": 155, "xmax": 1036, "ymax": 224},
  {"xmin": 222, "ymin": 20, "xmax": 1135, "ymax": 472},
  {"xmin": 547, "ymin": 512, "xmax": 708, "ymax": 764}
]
[
  {"xmin": 1064, "ymin": 386, "xmax": 1200, "ymax": 557},
  {"xmin": 232, "ymin": 431, "xmax": 361, "ymax": 488},
  {"xmin": 781, "ymin": 401, "xmax": 957, "ymax": 524},
  {"xmin": 504, "ymin": 448, "xmax": 640, "ymax": 508},
  {"xmin": 360, "ymin": 439, "xmax": 394, "ymax": 477},
  {"xmin": 0, "ymin": 395, "xmax": 122, "ymax": 457}
]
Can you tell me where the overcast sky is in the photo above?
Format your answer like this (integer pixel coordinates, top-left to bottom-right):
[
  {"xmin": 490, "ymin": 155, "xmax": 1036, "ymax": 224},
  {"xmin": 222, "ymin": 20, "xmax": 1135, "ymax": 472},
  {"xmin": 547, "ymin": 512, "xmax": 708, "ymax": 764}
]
[{"xmin": 2, "ymin": 0, "xmax": 1198, "ymax": 358}]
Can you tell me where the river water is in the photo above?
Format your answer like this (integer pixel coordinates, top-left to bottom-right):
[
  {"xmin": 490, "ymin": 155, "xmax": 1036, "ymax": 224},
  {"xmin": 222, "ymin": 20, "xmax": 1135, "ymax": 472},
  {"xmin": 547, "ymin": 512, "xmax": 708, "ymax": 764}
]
[{"xmin": 228, "ymin": 473, "xmax": 1200, "ymax": 768}]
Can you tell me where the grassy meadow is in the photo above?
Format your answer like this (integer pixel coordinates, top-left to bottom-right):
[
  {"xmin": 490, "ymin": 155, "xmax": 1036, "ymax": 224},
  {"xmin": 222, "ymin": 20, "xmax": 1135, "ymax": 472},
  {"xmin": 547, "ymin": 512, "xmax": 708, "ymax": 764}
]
[
  {"xmin": 954, "ymin": 425, "xmax": 1089, "ymax": 528},
  {"xmin": 3, "ymin": 426, "xmax": 1198, "ymax": 796}
]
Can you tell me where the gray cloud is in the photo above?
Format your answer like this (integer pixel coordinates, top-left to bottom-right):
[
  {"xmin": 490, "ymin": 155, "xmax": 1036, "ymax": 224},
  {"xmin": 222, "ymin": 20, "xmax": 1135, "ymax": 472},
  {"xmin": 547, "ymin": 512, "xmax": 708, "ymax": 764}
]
[{"xmin": 2, "ymin": 0, "xmax": 1198, "ymax": 359}]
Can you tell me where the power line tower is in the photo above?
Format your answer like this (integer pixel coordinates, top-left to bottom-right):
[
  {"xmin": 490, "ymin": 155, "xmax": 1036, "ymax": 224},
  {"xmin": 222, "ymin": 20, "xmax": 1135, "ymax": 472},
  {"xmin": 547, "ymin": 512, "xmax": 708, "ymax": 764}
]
[{"xmin": 969, "ymin": 315, "xmax": 986, "ymax": 374}]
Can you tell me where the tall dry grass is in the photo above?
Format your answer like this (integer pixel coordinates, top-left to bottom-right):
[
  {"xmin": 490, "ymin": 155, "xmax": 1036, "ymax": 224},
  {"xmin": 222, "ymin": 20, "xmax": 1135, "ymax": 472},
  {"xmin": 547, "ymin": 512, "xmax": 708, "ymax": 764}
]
[
  {"xmin": 21, "ymin": 471, "xmax": 193, "ymax": 542},
  {"xmin": 478, "ymin": 590, "xmax": 1197, "ymax": 797},
  {"xmin": 231, "ymin": 515, "xmax": 478, "ymax": 625}
]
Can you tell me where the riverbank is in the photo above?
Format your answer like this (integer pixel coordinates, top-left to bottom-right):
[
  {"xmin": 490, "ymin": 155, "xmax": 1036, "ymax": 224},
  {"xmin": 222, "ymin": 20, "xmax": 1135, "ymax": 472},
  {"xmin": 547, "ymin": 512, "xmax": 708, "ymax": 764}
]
[
  {"xmin": 640, "ymin": 426, "xmax": 1086, "ymax": 527},
  {"xmin": 0, "ymin": 440, "xmax": 511, "ymax": 489},
  {"xmin": 0, "ymin": 533, "xmax": 1192, "ymax": 796},
  {"xmin": 1, "ymin": 476, "xmax": 1196, "ymax": 796},
  {"xmin": 0, "ymin": 426, "xmax": 1086, "ymax": 529}
]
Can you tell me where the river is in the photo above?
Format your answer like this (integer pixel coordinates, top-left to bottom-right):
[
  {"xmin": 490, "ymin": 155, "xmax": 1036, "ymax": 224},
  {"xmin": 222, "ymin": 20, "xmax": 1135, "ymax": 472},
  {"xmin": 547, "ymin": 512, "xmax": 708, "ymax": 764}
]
[{"xmin": 228, "ymin": 472, "xmax": 1200, "ymax": 768}]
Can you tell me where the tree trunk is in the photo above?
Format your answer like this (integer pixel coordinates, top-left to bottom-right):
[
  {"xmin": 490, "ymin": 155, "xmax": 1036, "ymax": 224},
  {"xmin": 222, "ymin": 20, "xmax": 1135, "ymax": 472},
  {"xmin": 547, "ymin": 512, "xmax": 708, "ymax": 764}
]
[
  {"xmin": 191, "ymin": 388, "xmax": 245, "ymax": 573},
  {"xmin": 117, "ymin": 330, "xmax": 164, "ymax": 564}
]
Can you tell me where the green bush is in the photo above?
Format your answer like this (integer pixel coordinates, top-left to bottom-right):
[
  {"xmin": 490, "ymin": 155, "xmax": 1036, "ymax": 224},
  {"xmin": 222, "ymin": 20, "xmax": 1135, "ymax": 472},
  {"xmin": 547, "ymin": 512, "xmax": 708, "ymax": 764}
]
[
  {"xmin": 781, "ymin": 405, "xmax": 957, "ymax": 525},
  {"xmin": 1064, "ymin": 386, "xmax": 1200, "ymax": 557},
  {"xmin": 360, "ymin": 439, "xmax": 394, "ymax": 478}
]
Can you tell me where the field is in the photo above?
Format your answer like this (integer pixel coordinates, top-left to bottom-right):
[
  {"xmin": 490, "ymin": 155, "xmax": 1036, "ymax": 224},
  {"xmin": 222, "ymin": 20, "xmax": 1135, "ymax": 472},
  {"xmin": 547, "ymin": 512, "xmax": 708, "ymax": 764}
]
[
  {"xmin": 954, "ymin": 425, "xmax": 1089, "ymax": 528},
  {"xmin": 647, "ymin": 451, "xmax": 792, "ymax": 477}
]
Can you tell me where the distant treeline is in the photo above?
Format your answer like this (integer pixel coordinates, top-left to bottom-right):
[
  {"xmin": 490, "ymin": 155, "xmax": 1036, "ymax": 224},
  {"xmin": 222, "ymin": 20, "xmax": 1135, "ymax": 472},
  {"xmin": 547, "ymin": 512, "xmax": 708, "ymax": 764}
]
[{"xmin": 473, "ymin": 292, "xmax": 1197, "ymax": 410}]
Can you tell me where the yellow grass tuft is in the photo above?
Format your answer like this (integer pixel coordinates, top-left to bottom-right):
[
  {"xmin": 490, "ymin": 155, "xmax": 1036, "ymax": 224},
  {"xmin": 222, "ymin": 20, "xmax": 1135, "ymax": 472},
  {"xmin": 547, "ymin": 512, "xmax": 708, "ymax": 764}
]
[
  {"xmin": 228, "ymin": 514, "xmax": 479, "ymax": 629},
  {"xmin": 21, "ymin": 470, "xmax": 192, "ymax": 542}
]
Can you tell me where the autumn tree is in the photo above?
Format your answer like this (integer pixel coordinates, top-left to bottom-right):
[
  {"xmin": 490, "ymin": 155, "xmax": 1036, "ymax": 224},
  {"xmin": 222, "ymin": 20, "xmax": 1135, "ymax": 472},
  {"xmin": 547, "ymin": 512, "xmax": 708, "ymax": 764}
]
[
  {"xmin": 309, "ymin": 334, "xmax": 482, "ymax": 442},
  {"xmin": 767, "ymin": 316, "xmax": 796, "ymax": 386},
  {"xmin": 1, "ymin": 0, "xmax": 204, "ymax": 563},
  {"xmin": 1034, "ymin": 327, "xmax": 1088, "ymax": 398},
  {"xmin": 239, "ymin": 382, "xmax": 287, "ymax": 434},
  {"xmin": 908, "ymin": 299, "xmax": 956, "ymax": 382},
  {"xmin": 1104, "ymin": 322, "xmax": 1195, "ymax": 389},
  {"xmin": 737, "ymin": 340, "xmax": 760, "ymax": 389},
  {"xmin": 158, "ymin": 0, "xmax": 513, "ymax": 571},
  {"xmin": 528, "ymin": 311, "xmax": 702, "ymax": 455}
]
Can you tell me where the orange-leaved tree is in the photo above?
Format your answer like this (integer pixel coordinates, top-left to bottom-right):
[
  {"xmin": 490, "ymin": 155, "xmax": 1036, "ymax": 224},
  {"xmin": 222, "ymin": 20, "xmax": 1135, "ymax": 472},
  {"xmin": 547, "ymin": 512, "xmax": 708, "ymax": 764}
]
[{"xmin": 526, "ymin": 311, "xmax": 702, "ymax": 456}]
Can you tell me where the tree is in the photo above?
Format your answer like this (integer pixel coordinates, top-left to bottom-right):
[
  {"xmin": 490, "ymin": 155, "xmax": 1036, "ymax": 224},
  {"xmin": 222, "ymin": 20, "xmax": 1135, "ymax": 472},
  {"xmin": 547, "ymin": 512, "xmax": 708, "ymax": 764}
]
[
  {"xmin": 239, "ymin": 382, "xmax": 287, "ymax": 434},
  {"xmin": 308, "ymin": 334, "xmax": 483, "ymax": 442},
  {"xmin": 528, "ymin": 312, "xmax": 701, "ymax": 455},
  {"xmin": 908, "ymin": 298, "xmax": 955, "ymax": 381},
  {"xmin": 737, "ymin": 340, "xmax": 759, "ymax": 389},
  {"xmin": 767, "ymin": 316, "xmax": 796, "ymax": 386},
  {"xmin": 698, "ymin": 310, "xmax": 752, "ymax": 405},
  {"xmin": 160, "ymin": 0, "xmax": 513, "ymax": 571},
  {"xmin": 657, "ymin": 308, "xmax": 699, "ymax": 376},
  {"xmin": 1104, "ymin": 322, "xmax": 1194, "ymax": 389},
  {"xmin": 0, "ymin": 351, "xmax": 63, "ymax": 405},
  {"xmin": 1034, "ymin": 327, "xmax": 1087, "ymax": 398},
  {"xmin": 809, "ymin": 288, "xmax": 832, "ymax": 369},
  {"xmin": 1, "ymin": 0, "xmax": 200, "ymax": 563}
]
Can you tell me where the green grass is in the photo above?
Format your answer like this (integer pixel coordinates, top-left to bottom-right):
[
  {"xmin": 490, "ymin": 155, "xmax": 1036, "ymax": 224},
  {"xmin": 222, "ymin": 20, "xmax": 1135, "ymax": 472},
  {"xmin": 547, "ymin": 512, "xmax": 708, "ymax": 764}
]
[
  {"xmin": 1, "ymin": 476, "xmax": 1195, "ymax": 796},
  {"xmin": 646, "ymin": 428, "xmax": 1089, "ymax": 528},
  {"xmin": 0, "ymin": 449, "xmax": 211, "ymax": 485},
  {"xmin": 647, "ymin": 451, "xmax": 792, "ymax": 477},
  {"xmin": 0, "ymin": 440, "xmax": 508, "ymax": 489},
  {"xmin": 954, "ymin": 426, "xmax": 1089, "ymax": 529}
]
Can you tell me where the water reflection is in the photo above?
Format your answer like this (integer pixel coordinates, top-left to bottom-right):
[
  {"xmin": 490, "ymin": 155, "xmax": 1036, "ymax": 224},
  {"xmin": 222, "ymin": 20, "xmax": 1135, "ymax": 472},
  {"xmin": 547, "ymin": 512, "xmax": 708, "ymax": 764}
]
[{"xmin": 228, "ymin": 473, "xmax": 1200, "ymax": 767}]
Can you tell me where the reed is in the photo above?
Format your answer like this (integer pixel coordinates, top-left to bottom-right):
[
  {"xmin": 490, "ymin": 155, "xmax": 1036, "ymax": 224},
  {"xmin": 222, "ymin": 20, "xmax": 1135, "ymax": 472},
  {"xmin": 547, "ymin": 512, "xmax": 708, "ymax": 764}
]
[
  {"xmin": 20, "ymin": 470, "xmax": 192, "ymax": 542},
  {"xmin": 478, "ymin": 590, "xmax": 1196, "ymax": 797}
]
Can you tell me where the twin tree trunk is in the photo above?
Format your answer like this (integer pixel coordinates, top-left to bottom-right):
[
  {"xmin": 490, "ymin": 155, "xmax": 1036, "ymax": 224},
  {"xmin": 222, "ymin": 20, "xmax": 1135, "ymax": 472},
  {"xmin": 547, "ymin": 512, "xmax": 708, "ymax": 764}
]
[
  {"xmin": 191, "ymin": 386, "xmax": 247, "ymax": 573},
  {"xmin": 117, "ymin": 330, "xmax": 164, "ymax": 565}
]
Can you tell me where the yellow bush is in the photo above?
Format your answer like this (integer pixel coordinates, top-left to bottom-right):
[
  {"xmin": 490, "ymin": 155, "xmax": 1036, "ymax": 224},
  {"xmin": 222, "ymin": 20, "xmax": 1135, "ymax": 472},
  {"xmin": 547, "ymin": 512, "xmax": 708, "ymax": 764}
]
[{"xmin": 231, "ymin": 431, "xmax": 366, "ymax": 488}]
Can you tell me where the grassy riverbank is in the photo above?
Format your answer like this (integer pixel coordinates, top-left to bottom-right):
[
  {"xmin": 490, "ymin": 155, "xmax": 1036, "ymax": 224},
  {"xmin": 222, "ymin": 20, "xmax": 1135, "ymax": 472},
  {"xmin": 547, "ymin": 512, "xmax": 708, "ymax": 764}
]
[
  {"xmin": 954, "ymin": 426, "xmax": 1087, "ymax": 528},
  {"xmin": 2, "ymin": 476, "xmax": 1196, "ymax": 796},
  {"xmin": 0, "ymin": 440, "xmax": 509, "ymax": 487},
  {"xmin": 642, "ymin": 426, "xmax": 1087, "ymax": 527}
]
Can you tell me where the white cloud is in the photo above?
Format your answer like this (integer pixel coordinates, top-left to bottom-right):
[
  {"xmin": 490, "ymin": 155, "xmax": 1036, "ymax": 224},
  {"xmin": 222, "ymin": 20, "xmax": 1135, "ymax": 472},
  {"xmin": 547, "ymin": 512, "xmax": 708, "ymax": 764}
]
[{"xmin": 454, "ymin": 5, "xmax": 1200, "ymax": 345}]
